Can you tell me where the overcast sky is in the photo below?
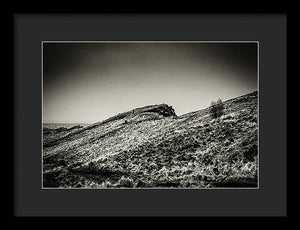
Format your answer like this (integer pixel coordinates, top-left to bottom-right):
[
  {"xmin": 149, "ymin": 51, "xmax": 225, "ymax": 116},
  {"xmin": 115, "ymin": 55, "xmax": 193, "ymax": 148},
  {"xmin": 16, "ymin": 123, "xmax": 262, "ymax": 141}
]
[{"xmin": 43, "ymin": 42, "xmax": 257, "ymax": 123}]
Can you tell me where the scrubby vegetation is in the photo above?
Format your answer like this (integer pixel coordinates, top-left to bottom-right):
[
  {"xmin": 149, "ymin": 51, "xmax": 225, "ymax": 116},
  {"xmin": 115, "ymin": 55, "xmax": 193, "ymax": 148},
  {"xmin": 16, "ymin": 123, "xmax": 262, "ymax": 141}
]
[
  {"xmin": 209, "ymin": 98, "xmax": 225, "ymax": 119},
  {"xmin": 43, "ymin": 91, "xmax": 258, "ymax": 188}
]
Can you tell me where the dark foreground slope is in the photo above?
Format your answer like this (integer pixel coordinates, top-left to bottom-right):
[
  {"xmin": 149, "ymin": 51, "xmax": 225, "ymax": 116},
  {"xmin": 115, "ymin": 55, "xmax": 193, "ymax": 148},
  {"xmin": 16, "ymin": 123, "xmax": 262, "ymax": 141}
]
[{"xmin": 43, "ymin": 91, "xmax": 258, "ymax": 188}]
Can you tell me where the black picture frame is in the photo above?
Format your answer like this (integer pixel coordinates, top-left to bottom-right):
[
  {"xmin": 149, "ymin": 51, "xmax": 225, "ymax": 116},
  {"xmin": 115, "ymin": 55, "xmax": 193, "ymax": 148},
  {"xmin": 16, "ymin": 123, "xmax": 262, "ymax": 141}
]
[{"xmin": 13, "ymin": 13, "xmax": 287, "ymax": 217}]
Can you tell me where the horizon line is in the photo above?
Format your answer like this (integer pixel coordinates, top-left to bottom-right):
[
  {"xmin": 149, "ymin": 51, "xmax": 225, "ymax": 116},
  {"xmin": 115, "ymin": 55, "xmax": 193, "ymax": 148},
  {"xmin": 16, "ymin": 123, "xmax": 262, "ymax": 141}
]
[{"xmin": 43, "ymin": 90, "xmax": 258, "ymax": 124}]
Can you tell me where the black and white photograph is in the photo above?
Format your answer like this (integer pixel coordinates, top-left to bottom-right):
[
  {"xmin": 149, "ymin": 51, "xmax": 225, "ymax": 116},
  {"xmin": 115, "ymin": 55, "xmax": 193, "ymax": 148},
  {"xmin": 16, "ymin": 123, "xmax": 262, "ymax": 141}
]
[{"xmin": 42, "ymin": 42, "xmax": 258, "ymax": 189}]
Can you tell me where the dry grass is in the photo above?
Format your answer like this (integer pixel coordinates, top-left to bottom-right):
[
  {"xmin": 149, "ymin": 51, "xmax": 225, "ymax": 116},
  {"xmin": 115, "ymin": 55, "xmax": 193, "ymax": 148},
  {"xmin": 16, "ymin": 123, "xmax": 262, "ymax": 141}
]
[{"xmin": 43, "ymin": 91, "xmax": 258, "ymax": 188}]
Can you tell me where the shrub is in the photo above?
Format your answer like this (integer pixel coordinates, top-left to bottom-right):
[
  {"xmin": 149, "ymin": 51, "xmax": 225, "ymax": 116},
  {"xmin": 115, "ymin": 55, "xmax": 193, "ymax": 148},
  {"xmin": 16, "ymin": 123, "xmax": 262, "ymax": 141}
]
[{"xmin": 209, "ymin": 99, "xmax": 225, "ymax": 118}]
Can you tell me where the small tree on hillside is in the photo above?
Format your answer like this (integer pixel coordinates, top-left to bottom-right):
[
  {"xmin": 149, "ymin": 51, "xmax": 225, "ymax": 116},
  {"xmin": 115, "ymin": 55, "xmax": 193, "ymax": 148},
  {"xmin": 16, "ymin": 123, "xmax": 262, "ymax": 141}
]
[{"xmin": 209, "ymin": 98, "xmax": 225, "ymax": 119}]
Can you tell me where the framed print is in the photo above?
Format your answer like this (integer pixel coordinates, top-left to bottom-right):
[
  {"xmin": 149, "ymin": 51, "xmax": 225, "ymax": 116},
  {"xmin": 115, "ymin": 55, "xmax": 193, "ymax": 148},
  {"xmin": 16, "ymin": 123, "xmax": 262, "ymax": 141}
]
[
  {"xmin": 14, "ymin": 13, "xmax": 287, "ymax": 217},
  {"xmin": 41, "ymin": 41, "xmax": 259, "ymax": 189}
]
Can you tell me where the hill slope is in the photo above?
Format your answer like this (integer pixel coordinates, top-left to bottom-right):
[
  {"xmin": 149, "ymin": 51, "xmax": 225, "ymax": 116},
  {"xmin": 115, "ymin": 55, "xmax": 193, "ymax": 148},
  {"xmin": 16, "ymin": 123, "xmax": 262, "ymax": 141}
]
[{"xmin": 43, "ymin": 91, "xmax": 258, "ymax": 188}]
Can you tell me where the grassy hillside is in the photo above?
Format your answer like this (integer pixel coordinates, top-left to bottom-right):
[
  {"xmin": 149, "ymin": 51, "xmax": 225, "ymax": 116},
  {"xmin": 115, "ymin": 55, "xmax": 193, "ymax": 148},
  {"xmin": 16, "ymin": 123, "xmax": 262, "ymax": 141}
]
[{"xmin": 43, "ymin": 91, "xmax": 258, "ymax": 188}]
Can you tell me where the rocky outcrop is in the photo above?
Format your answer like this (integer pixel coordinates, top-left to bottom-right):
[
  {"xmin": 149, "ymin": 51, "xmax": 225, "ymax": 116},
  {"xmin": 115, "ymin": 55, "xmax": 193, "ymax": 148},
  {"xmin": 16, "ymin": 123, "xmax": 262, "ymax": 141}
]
[{"xmin": 138, "ymin": 104, "xmax": 176, "ymax": 117}]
